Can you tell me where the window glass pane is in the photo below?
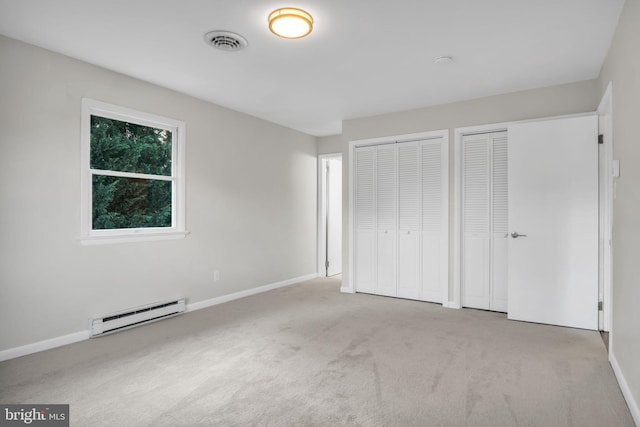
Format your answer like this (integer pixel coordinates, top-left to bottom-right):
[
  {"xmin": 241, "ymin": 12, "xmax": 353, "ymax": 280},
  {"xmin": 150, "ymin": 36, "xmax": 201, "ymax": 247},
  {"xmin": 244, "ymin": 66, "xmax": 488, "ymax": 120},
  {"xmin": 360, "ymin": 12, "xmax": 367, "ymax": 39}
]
[
  {"xmin": 90, "ymin": 116, "xmax": 172, "ymax": 176},
  {"xmin": 92, "ymin": 175, "xmax": 172, "ymax": 229}
]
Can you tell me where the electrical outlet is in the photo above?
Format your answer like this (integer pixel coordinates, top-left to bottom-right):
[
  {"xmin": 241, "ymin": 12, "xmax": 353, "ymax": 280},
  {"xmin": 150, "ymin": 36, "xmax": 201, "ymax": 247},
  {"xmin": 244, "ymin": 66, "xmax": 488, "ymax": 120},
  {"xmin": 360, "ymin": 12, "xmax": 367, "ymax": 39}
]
[{"xmin": 213, "ymin": 270, "xmax": 220, "ymax": 282}]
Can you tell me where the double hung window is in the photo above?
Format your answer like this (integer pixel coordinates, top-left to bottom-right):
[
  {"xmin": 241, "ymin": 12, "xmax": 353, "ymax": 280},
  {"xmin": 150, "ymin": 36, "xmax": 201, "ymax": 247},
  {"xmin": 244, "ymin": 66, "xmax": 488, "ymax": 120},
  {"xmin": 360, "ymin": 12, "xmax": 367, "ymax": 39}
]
[{"xmin": 80, "ymin": 99, "xmax": 186, "ymax": 244}]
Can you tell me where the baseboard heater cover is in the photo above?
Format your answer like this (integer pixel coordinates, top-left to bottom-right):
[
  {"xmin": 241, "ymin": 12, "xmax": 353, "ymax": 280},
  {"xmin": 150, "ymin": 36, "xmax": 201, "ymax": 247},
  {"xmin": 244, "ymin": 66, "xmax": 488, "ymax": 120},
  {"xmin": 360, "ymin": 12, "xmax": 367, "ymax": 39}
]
[{"xmin": 90, "ymin": 298, "xmax": 186, "ymax": 337}]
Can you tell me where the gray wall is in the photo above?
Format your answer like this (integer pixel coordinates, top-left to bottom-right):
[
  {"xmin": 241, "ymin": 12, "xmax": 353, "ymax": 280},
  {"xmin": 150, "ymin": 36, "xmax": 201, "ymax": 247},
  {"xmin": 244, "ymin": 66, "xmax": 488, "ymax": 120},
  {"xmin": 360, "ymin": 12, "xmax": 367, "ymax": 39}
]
[
  {"xmin": 338, "ymin": 79, "xmax": 599, "ymax": 298},
  {"xmin": 316, "ymin": 134, "xmax": 343, "ymax": 155},
  {"xmin": 598, "ymin": 0, "xmax": 640, "ymax": 417},
  {"xmin": 0, "ymin": 36, "xmax": 317, "ymax": 351}
]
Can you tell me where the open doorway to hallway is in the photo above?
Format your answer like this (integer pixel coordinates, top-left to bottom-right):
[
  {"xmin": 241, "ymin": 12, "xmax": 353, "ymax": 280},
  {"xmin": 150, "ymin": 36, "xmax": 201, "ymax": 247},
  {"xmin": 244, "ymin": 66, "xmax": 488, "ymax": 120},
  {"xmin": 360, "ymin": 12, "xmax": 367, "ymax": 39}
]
[{"xmin": 318, "ymin": 154, "xmax": 342, "ymax": 277}]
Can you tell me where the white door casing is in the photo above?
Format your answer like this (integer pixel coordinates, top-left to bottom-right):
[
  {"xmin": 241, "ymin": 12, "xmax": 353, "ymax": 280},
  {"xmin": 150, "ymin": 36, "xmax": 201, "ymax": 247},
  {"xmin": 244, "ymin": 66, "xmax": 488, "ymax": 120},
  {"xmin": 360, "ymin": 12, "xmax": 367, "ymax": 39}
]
[{"xmin": 507, "ymin": 115, "xmax": 598, "ymax": 330}]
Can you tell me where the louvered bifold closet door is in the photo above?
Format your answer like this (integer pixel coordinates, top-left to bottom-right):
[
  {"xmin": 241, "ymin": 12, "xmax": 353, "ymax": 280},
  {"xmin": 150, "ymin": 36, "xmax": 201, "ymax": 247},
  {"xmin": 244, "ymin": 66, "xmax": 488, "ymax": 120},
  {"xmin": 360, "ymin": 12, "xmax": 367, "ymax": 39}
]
[
  {"xmin": 421, "ymin": 139, "xmax": 447, "ymax": 303},
  {"xmin": 376, "ymin": 146, "xmax": 398, "ymax": 296},
  {"xmin": 491, "ymin": 132, "xmax": 508, "ymax": 312},
  {"xmin": 462, "ymin": 134, "xmax": 492, "ymax": 309},
  {"xmin": 354, "ymin": 146, "xmax": 376, "ymax": 294},
  {"xmin": 397, "ymin": 142, "xmax": 420, "ymax": 300}
]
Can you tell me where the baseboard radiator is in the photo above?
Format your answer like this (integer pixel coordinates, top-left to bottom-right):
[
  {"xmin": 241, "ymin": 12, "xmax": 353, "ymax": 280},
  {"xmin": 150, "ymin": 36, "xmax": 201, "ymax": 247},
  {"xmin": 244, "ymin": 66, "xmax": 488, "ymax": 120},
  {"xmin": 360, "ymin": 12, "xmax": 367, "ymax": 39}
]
[{"xmin": 90, "ymin": 298, "xmax": 186, "ymax": 337}]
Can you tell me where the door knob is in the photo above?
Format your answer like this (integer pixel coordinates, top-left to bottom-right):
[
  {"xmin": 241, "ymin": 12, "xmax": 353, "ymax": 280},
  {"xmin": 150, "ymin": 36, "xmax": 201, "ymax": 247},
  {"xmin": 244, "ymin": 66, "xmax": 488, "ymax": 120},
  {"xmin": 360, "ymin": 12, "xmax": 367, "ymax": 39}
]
[{"xmin": 510, "ymin": 231, "xmax": 528, "ymax": 238}]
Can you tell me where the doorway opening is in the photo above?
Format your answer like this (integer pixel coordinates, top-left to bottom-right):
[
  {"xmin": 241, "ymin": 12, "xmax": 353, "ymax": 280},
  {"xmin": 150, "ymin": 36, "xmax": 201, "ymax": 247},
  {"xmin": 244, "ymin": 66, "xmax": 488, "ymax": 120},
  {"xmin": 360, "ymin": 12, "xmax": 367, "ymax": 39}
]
[{"xmin": 318, "ymin": 154, "xmax": 342, "ymax": 277}]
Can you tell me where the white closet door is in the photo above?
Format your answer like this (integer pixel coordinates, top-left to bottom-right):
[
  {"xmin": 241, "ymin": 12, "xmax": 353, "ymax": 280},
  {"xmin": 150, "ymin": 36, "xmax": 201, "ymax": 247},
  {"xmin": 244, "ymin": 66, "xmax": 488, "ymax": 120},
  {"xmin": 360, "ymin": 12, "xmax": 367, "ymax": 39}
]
[
  {"xmin": 353, "ymin": 135, "xmax": 448, "ymax": 303},
  {"xmin": 376, "ymin": 146, "xmax": 397, "ymax": 297},
  {"xmin": 421, "ymin": 139, "xmax": 447, "ymax": 303},
  {"xmin": 397, "ymin": 142, "xmax": 420, "ymax": 300},
  {"xmin": 462, "ymin": 135, "xmax": 491, "ymax": 309},
  {"xmin": 354, "ymin": 147, "xmax": 376, "ymax": 294},
  {"xmin": 462, "ymin": 131, "xmax": 509, "ymax": 311}
]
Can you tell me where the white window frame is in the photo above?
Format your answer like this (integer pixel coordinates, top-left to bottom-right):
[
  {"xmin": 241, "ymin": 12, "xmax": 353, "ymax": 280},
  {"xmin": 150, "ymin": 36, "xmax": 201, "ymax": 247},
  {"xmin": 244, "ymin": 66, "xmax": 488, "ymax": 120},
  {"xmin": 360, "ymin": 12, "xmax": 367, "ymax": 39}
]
[{"xmin": 80, "ymin": 98, "xmax": 187, "ymax": 245}]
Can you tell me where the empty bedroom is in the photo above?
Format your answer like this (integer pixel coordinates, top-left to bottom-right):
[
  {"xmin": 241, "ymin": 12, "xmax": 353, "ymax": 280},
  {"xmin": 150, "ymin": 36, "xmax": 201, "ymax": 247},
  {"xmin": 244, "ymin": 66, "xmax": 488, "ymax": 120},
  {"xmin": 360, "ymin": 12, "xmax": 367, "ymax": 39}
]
[{"xmin": 0, "ymin": 0, "xmax": 639, "ymax": 426}]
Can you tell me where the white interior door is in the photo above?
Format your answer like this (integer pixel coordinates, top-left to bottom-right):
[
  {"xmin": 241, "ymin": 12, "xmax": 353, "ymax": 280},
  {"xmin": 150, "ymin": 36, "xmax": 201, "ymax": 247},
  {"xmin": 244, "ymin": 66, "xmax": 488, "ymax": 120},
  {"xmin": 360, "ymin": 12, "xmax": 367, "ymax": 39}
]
[
  {"xmin": 507, "ymin": 115, "xmax": 598, "ymax": 330},
  {"xmin": 326, "ymin": 158, "xmax": 342, "ymax": 276}
]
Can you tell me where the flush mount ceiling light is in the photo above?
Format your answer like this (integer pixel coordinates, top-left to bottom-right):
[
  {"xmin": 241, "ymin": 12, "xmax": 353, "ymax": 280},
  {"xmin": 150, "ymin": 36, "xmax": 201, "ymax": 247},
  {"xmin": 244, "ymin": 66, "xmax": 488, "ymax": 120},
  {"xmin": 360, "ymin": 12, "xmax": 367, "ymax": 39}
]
[{"xmin": 268, "ymin": 7, "xmax": 313, "ymax": 39}]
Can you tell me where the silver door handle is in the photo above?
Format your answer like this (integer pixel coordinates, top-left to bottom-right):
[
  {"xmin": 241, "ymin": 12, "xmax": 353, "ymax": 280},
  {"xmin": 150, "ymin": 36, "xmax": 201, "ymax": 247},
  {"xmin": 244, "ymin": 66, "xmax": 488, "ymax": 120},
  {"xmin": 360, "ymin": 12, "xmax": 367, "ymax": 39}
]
[{"xmin": 510, "ymin": 232, "xmax": 528, "ymax": 238}]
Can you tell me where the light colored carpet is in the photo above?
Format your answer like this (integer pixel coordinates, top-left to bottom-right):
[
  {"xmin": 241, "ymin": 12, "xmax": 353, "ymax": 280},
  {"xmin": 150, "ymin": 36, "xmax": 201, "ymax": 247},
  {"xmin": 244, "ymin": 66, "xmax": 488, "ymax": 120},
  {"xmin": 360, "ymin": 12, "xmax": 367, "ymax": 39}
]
[{"xmin": 0, "ymin": 277, "xmax": 634, "ymax": 426}]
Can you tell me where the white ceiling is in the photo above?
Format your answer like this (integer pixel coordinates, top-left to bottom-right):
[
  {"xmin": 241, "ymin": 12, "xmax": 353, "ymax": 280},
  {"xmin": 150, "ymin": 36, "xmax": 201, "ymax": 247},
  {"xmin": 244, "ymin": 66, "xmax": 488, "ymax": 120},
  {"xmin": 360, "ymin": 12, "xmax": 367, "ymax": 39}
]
[{"xmin": 0, "ymin": 0, "xmax": 624, "ymax": 136}]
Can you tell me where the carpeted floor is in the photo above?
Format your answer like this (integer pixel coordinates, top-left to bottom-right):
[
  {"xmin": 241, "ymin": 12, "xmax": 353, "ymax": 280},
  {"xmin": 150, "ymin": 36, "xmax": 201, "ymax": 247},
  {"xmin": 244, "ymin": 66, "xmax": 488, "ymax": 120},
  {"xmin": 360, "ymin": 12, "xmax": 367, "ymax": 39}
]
[{"xmin": 0, "ymin": 277, "xmax": 634, "ymax": 426}]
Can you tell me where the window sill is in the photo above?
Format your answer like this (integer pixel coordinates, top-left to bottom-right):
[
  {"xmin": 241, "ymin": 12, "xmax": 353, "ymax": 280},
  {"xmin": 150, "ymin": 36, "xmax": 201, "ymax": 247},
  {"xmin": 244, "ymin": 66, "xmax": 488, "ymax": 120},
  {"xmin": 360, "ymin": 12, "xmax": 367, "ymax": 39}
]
[{"xmin": 80, "ymin": 231, "xmax": 189, "ymax": 246}]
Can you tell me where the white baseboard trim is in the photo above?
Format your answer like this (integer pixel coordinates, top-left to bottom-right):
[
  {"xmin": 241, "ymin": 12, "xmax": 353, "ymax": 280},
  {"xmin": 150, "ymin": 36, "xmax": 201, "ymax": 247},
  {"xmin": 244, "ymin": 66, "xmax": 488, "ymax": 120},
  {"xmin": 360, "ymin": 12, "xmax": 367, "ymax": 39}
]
[
  {"xmin": 610, "ymin": 350, "xmax": 640, "ymax": 426},
  {"xmin": 186, "ymin": 272, "xmax": 318, "ymax": 312},
  {"xmin": 0, "ymin": 273, "xmax": 318, "ymax": 362},
  {"xmin": 0, "ymin": 330, "xmax": 90, "ymax": 363},
  {"xmin": 340, "ymin": 286, "xmax": 355, "ymax": 293}
]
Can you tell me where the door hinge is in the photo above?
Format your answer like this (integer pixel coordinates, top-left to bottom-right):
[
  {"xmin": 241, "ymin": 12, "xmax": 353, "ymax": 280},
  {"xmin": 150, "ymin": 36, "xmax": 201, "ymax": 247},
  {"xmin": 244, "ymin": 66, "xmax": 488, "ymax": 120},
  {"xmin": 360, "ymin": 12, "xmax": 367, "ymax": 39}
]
[
  {"xmin": 598, "ymin": 301, "xmax": 603, "ymax": 311},
  {"xmin": 598, "ymin": 134, "xmax": 604, "ymax": 144},
  {"xmin": 325, "ymin": 260, "xmax": 330, "ymax": 269}
]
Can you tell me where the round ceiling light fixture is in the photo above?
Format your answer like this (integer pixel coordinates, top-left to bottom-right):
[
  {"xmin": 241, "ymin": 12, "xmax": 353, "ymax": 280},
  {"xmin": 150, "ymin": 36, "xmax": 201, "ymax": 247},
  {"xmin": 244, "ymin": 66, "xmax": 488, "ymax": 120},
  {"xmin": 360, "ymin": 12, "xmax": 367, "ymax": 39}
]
[{"xmin": 268, "ymin": 7, "xmax": 313, "ymax": 39}]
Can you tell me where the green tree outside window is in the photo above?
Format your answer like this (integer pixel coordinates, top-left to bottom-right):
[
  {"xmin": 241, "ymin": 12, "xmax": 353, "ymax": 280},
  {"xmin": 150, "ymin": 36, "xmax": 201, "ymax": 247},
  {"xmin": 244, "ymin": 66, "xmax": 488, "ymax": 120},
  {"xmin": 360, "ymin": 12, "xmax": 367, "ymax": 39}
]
[{"xmin": 90, "ymin": 117, "xmax": 173, "ymax": 229}]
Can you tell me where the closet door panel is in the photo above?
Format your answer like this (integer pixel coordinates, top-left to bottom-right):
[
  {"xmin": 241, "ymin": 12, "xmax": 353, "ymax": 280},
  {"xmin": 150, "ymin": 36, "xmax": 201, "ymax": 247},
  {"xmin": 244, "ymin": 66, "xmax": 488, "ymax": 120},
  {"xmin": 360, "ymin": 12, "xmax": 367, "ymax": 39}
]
[
  {"xmin": 421, "ymin": 236, "xmax": 442, "ymax": 302},
  {"xmin": 398, "ymin": 232, "xmax": 419, "ymax": 299},
  {"xmin": 421, "ymin": 140, "xmax": 446, "ymax": 303},
  {"xmin": 492, "ymin": 238, "xmax": 508, "ymax": 312},
  {"xmin": 463, "ymin": 238, "xmax": 491, "ymax": 308},
  {"xmin": 398, "ymin": 143, "xmax": 420, "ymax": 299},
  {"xmin": 376, "ymin": 146, "xmax": 397, "ymax": 296},
  {"xmin": 354, "ymin": 147, "xmax": 376, "ymax": 293},
  {"xmin": 355, "ymin": 231, "xmax": 375, "ymax": 293},
  {"xmin": 491, "ymin": 132, "xmax": 509, "ymax": 312},
  {"xmin": 462, "ymin": 135, "xmax": 491, "ymax": 309},
  {"xmin": 377, "ymin": 231, "xmax": 397, "ymax": 296}
]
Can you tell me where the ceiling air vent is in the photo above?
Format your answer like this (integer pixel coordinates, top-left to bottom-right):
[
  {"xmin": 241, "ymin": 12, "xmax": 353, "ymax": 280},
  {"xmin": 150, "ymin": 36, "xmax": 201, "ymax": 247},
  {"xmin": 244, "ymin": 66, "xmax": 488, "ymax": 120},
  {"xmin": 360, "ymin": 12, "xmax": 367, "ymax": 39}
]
[{"xmin": 204, "ymin": 31, "xmax": 248, "ymax": 52}]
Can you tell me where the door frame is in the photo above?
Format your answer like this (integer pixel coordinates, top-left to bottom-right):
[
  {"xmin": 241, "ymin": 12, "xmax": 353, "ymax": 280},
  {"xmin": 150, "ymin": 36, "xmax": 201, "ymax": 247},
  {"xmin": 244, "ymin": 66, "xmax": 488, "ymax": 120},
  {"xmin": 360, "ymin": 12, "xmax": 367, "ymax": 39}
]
[
  {"xmin": 597, "ymin": 81, "xmax": 614, "ymax": 333},
  {"xmin": 317, "ymin": 153, "xmax": 342, "ymax": 277},
  {"xmin": 344, "ymin": 129, "xmax": 449, "ymax": 299}
]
